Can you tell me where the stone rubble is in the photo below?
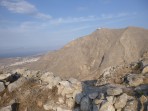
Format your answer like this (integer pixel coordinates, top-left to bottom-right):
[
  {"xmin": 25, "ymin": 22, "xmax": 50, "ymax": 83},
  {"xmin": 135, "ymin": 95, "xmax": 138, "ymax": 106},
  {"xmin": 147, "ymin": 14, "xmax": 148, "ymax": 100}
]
[{"xmin": 0, "ymin": 61, "xmax": 147, "ymax": 111}]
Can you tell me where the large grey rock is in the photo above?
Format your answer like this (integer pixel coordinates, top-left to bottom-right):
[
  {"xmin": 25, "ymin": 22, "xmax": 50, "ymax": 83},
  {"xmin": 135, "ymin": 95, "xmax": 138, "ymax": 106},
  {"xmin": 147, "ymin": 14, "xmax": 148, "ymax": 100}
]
[
  {"xmin": 123, "ymin": 99, "xmax": 138, "ymax": 111},
  {"xmin": 93, "ymin": 104, "xmax": 100, "ymax": 111},
  {"xmin": 80, "ymin": 96, "xmax": 91, "ymax": 111},
  {"xmin": 99, "ymin": 101, "xmax": 115, "ymax": 111},
  {"xmin": 8, "ymin": 77, "xmax": 27, "ymax": 92},
  {"xmin": 0, "ymin": 82, "xmax": 5, "ymax": 92},
  {"xmin": 88, "ymin": 92, "xmax": 98, "ymax": 99},
  {"xmin": 75, "ymin": 93, "xmax": 84, "ymax": 104},
  {"xmin": 107, "ymin": 87, "xmax": 123, "ymax": 96},
  {"xmin": 114, "ymin": 93, "xmax": 128, "ymax": 109}
]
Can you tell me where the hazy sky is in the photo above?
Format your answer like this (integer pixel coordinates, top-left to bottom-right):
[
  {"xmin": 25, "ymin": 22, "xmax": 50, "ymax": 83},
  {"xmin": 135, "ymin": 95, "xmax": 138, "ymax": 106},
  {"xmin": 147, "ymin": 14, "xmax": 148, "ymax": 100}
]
[{"xmin": 0, "ymin": 0, "xmax": 148, "ymax": 56}]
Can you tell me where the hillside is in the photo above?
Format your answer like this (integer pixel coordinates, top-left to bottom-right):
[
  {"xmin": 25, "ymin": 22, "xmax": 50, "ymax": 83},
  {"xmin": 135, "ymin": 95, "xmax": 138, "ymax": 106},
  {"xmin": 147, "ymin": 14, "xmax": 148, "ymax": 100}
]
[
  {"xmin": 2, "ymin": 26, "xmax": 145, "ymax": 80},
  {"xmin": 20, "ymin": 26, "xmax": 147, "ymax": 80}
]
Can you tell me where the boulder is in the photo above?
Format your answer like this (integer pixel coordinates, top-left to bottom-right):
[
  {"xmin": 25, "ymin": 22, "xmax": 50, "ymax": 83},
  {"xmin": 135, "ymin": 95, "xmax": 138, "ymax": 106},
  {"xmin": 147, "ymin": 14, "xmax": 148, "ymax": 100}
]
[
  {"xmin": 56, "ymin": 107, "xmax": 72, "ymax": 111},
  {"xmin": 123, "ymin": 99, "xmax": 138, "ymax": 111},
  {"xmin": 107, "ymin": 87, "xmax": 123, "ymax": 96},
  {"xmin": 142, "ymin": 65, "xmax": 148, "ymax": 74},
  {"xmin": 99, "ymin": 101, "xmax": 115, "ymax": 111},
  {"xmin": 73, "ymin": 107, "xmax": 80, "ymax": 111},
  {"xmin": 106, "ymin": 96, "xmax": 115, "ymax": 104},
  {"xmin": 66, "ymin": 98, "xmax": 75, "ymax": 108},
  {"xmin": 140, "ymin": 95, "xmax": 147, "ymax": 111},
  {"xmin": 61, "ymin": 85, "xmax": 74, "ymax": 96},
  {"xmin": 59, "ymin": 81, "xmax": 71, "ymax": 87},
  {"xmin": 0, "ymin": 105, "xmax": 12, "ymax": 111},
  {"xmin": 88, "ymin": 92, "xmax": 98, "ymax": 99},
  {"xmin": 40, "ymin": 72, "xmax": 54, "ymax": 83},
  {"xmin": 126, "ymin": 74, "xmax": 143, "ymax": 87},
  {"xmin": 43, "ymin": 101, "xmax": 54, "ymax": 111},
  {"xmin": 0, "ymin": 73, "xmax": 11, "ymax": 80},
  {"xmin": 8, "ymin": 77, "xmax": 28, "ymax": 92},
  {"xmin": 69, "ymin": 78, "xmax": 79, "ymax": 84},
  {"xmin": 75, "ymin": 93, "xmax": 84, "ymax": 104},
  {"xmin": 12, "ymin": 68, "xmax": 26, "ymax": 75},
  {"xmin": 93, "ymin": 104, "xmax": 100, "ymax": 111},
  {"xmin": 0, "ymin": 82, "xmax": 5, "ymax": 92},
  {"xmin": 53, "ymin": 76, "xmax": 61, "ymax": 86},
  {"xmin": 114, "ymin": 93, "xmax": 128, "ymax": 109},
  {"xmin": 80, "ymin": 96, "xmax": 91, "ymax": 111},
  {"xmin": 93, "ymin": 99, "xmax": 104, "ymax": 105},
  {"xmin": 98, "ymin": 93, "xmax": 105, "ymax": 100},
  {"xmin": 58, "ymin": 97, "xmax": 64, "ymax": 104}
]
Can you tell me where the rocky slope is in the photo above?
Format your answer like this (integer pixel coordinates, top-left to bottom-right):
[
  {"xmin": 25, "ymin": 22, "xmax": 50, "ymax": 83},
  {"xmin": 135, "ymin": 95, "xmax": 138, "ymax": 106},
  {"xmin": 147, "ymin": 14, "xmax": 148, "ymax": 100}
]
[
  {"xmin": 0, "ymin": 60, "xmax": 148, "ymax": 111},
  {"xmin": 19, "ymin": 26, "xmax": 148, "ymax": 80}
]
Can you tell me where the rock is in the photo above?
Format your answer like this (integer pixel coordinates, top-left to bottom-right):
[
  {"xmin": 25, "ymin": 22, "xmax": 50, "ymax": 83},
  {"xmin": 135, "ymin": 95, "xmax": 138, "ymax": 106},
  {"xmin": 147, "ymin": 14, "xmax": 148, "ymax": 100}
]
[
  {"xmin": 56, "ymin": 107, "xmax": 72, "ymax": 111},
  {"xmin": 58, "ymin": 97, "xmax": 64, "ymax": 104},
  {"xmin": 98, "ymin": 93, "xmax": 105, "ymax": 100},
  {"xmin": 12, "ymin": 68, "xmax": 26, "ymax": 75},
  {"xmin": 93, "ymin": 99, "xmax": 104, "ymax": 105},
  {"xmin": 37, "ymin": 100, "xmax": 42, "ymax": 107},
  {"xmin": 106, "ymin": 96, "xmax": 115, "ymax": 104},
  {"xmin": 53, "ymin": 76, "xmax": 61, "ymax": 86},
  {"xmin": 8, "ymin": 77, "xmax": 27, "ymax": 92},
  {"xmin": 126, "ymin": 74, "xmax": 143, "ymax": 87},
  {"xmin": 0, "ymin": 73, "xmax": 11, "ymax": 80},
  {"xmin": 61, "ymin": 85, "xmax": 74, "ymax": 96},
  {"xmin": 130, "ymin": 61, "xmax": 143, "ymax": 72},
  {"xmin": 0, "ymin": 82, "xmax": 5, "ymax": 92},
  {"xmin": 80, "ymin": 96, "xmax": 91, "ymax": 111},
  {"xmin": 73, "ymin": 107, "xmax": 80, "ymax": 111},
  {"xmin": 75, "ymin": 93, "xmax": 84, "ymax": 104},
  {"xmin": 66, "ymin": 93, "xmax": 73, "ymax": 98},
  {"xmin": 69, "ymin": 78, "xmax": 79, "ymax": 84},
  {"xmin": 66, "ymin": 98, "xmax": 75, "ymax": 108},
  {"xmin": 99, "ymin": 101, "xmax": 115, "ymax": 111},
  {"xmin": 43, "ymin": 101, "xmax": 54, "ymax": 111},
  {"xmin": 114, "ymin": 93, "xmax": 128, "ymax": 109},
  {"xmin": 123, "ymin": 99, "xmax": 138, "ymax": 111},
  {"xmin": 40, "ymin": 72, "xmax": 54, "ymax": 83},
  {"xmin": 59, "ymin": 80, "xmax": 71, "ymax": 87},
  {"xmin": 142, "ymin": 65, "xmax": 148, "ymax": 74},
  {"xmin": 107, "ymin": 87, "xmax": 123, "ymax": 96},
  {"xmin": 57, "ymin": 84, "xmax": 64, "ymax": 95},
  {"xmin": 88, "ymin": 92, "xmax": 98, "ymax": 99},
  {"xmin": 140, "ymin": 95, "xmax": 147, "ymax": 111},
  {"xmin": 93, "ymin": 104, "xmax": 100, "ymax": 111},
  {"xmin": 0, "ymin": 105, "xmax": 12, "ymax": 111}
]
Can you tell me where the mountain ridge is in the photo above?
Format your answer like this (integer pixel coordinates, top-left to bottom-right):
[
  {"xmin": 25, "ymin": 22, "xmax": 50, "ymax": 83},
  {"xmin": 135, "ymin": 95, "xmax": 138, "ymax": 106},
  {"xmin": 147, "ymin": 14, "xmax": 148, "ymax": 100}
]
[{"xmin": 3, "ymin": 26, "xmax": 148, "ymax": 80}]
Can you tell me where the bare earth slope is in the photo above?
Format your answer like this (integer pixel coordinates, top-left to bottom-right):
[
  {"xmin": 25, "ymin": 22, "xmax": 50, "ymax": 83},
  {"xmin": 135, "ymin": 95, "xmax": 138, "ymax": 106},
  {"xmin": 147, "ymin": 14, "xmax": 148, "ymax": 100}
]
[{"xmin": 18, "ymin": 27, "xmax": 148, "ymax": 80}]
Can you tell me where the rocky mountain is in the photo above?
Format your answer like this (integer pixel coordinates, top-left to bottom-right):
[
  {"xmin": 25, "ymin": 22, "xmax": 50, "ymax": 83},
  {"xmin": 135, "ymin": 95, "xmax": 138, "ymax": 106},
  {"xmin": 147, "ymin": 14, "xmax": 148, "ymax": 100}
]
[
  {"xmin": 0, "ymin": 26, "xmax": 148, "ymax": 111},
  {"xmin": 22, "ymin": 26, "xmax": 148, "ymax": 80}
]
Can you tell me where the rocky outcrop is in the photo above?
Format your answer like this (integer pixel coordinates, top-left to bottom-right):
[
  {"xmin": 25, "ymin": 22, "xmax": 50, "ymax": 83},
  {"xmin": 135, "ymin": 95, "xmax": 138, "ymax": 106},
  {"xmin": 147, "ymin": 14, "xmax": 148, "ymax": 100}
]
[{"xmin": 0, "ymin": 60, "xmax": 148, "ymax": 111}]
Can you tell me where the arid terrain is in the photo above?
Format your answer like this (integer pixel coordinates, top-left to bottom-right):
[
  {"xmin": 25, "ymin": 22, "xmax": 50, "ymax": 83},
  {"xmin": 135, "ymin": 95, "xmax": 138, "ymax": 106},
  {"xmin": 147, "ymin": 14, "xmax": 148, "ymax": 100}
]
[{"xmin": 0, "ymin": 27, "xmax": 148, "ymax": 111}]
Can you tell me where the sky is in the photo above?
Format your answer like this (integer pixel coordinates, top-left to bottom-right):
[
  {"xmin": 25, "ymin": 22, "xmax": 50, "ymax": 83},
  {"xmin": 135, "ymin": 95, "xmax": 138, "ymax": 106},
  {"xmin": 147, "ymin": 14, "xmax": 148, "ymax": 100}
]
[{"xmin": 0, "ymin": 0, "xmax": 148, "ymax": 57}]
